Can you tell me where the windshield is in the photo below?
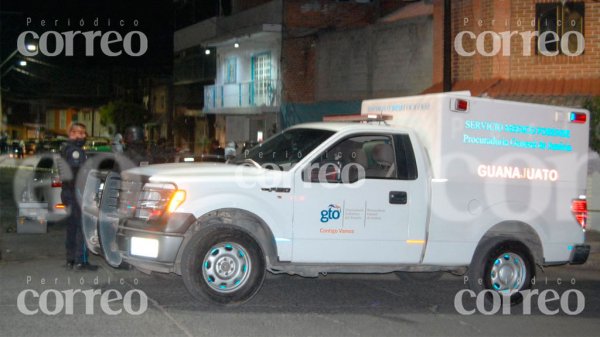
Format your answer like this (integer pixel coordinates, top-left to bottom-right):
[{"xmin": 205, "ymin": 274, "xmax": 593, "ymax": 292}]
[{"xmin": 236, "ymin": 128, "xmax": 335, "ymax": 170}]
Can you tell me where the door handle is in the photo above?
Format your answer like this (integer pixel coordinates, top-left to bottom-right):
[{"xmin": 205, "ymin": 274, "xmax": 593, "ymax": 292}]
[{"xmin": 389, "ymin": 191, "xmax": 407, "ymax": 205}]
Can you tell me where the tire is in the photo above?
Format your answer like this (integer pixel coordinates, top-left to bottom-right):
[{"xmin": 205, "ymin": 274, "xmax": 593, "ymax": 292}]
[
  {"xmin": 468, "ymin": 239, "xmax": 535, "ymax": 305},
  {"xmin": 181, "ymin": 227, "xmax": 266, "ymax": 305}
]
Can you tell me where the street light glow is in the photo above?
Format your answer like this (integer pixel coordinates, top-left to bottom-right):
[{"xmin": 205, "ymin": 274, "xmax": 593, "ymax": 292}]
[
  {"xmin": 205, "ymin": 49, "xmax": 211, "ymax": 55},
  {"xmin": 234, "ymin": 42, "xmax": 240, "ymax": 48}
]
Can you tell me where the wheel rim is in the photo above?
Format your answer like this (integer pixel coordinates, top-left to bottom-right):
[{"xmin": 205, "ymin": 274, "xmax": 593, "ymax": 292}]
[
  {"xmin": 489, "ymin": 252, "xmax": 527, "ymax": 295},
  {"xmin": 202, "ymin": 242, "xmax": 251, "ymax": 293}
]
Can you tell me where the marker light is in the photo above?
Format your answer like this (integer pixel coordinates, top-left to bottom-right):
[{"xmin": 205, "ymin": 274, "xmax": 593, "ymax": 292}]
[
  {"xmin": 55, "ymin": 204, "xmax": 66, "ymax": 209},
  {"xmin": 451, "ymin": 98, "xmax": 469, "ymax": 112},
  {"xmin": 569, "ymin": 112, "xmax": 587, "ymax": 124},
  {"xmin": 167, "ymin": 190, "xmax": 186, "ymax": 213},
  {"xmin": 571, "ymin": 198, "xmax": 587, "ymax": 230}
]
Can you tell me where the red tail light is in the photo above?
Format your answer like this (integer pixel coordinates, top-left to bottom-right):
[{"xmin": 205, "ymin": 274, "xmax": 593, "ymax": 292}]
[
  {"xmin": 571, "ymin": 198, "xmax": 587, "ymax": 230},
  {"xmin": 51, "ymin": 176, "xmax": 62, "ymax": 188},
  {"xmin": 569, "ymin": 112, "xmax": 587, "ymax": 124},
  {"xmin": 55, "ymin": 204, "xmax": 66, "ymax": 209}
]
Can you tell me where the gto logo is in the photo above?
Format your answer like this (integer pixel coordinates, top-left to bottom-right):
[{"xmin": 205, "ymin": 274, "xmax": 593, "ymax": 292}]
[
  {"xmin": 320, "ymin": 204, "xmax": 342, "ymax": 223},
  {"xmin": 17, "ymin": 30, "xmax": 148, "ymax": 57}
]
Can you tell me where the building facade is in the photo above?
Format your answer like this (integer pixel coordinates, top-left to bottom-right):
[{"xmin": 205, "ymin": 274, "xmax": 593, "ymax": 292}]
[
  {"xmin": 174, "ymin": 0, "xmax": 281, "ymax": 151},
  {"xmin": 281, "ymin": 0, "xmax": 435, "ymax": 127},
  {"xmin": 45, "ymin": 108, "xmax": 110, "ymax": 138},
  {"xmin": 173, "ymin": 0, "xmax": 438, "ymax": 148},
  {"xmin": 427, "ymin": 0, "xmax": 600, "ymax": 106}
]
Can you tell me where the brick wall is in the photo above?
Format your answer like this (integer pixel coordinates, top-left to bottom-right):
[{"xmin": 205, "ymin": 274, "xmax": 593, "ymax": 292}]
[
  {"xmin": 232, "ymin": 0, "xmax": 273, "ymax": 14},
  {"xmin": 282, "ymin": 36, "xmax": 318, "ymax": 103},
  {"xmin": 283, "ymin": 0, "xmax": 377, "ymax": 103},
  {"xmin": 509, "ymin": 0, "xmax": 600, "ymax": 80},
  {"xmin": 316, "ymin": 17, "xmax": 433, "ymax": 101},
  {"xmin": 433, "ymin": 0, "xmax": 600, "ymax": 84},
  {"xmin": 285, "ymin": 0, "xmax": 375, "ymax": 30}
]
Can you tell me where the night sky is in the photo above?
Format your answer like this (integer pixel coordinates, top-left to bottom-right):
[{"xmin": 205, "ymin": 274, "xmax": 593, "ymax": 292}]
[
  {"xmin": 1, "ymin": 0, "xmax": 175, "ymax": 106},
  {"xmin": 1, "ymin": 0, "xmax": 173, "ymax": 66}
]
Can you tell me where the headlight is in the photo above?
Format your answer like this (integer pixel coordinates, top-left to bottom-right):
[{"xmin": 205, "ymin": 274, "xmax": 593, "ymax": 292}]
[
  {"xmin": 135, "ymin": 183, "xmax": 186, "ymax": 220},
  {"xmin": 130, "ymin": 237, "xmax": 159, "ymax": 258}
]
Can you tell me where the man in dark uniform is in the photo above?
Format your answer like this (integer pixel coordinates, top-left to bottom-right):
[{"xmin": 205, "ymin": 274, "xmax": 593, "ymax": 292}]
[
  {"xmin": 121, "ymin": 126, "xmax": 149, "ymax": 167},
  {"xmin": 59, "ymin": 122, "xmax": 98, "ymax": 271}
]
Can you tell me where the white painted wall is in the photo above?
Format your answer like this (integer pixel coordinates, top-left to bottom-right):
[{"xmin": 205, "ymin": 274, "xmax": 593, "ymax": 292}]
[{"xmin": 216, "ymin": 39, "xmax": 281, "ymax": 87}]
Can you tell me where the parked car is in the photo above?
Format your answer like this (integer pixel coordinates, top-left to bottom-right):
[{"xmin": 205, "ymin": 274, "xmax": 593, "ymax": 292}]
[
  {"xmin": 15, "ymin": 154, "xmax": 66, "ymax": 222},
  {"xmin": 16, "ymin": 151, "xmax": 117, "ymax": 222},
  {"xmin": 84, "ymin": 137, "xmax": 112, "ymax": 152},
  {"xmin": 38, "ymin": 138, "xmax": 67, "ymax": 154},
  {"xmin": 25, "ymin": 139, "xmax": 39, "ymax": 155},
  {"xmin": 9, "ymin": 140, "xmax": 25, "ymax": 159}
]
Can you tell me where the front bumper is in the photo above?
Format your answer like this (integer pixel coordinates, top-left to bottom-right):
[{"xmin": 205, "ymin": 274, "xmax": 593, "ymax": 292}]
[
  {"xmin": 115, "ymin": 213, "xmax": 195, "ymax": 272},
  {"xmin": 569, "ymin": 244, "xmax": 590, "ymax": 265}
]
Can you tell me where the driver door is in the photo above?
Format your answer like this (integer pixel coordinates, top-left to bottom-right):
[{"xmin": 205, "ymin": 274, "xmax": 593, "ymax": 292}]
[{"xmin": 291, "ymin": 133, "xmax": 423, "ymax": 264}]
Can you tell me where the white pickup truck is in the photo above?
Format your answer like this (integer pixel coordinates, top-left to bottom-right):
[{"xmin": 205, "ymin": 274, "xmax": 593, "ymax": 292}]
[{"xmin": 82, "ymin": 92, "xmax": 590, "ymax": 305}]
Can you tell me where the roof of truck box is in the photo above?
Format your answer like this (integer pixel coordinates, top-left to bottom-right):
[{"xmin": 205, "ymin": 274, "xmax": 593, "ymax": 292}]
[{"xmin": 290, "ymin": 122, "xmax": 411, "ymax": 134}]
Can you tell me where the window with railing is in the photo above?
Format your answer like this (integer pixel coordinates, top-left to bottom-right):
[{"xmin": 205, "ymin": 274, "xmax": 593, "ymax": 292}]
[
  {"xmin": 204, "ymin": 80, "xmax": 278, "ymax": 110},
  {"xmin": 252, "ymin": 52, "xmax": 272, "ymax": 106},
  {"xmin": 536, "ymin": 2, "xmax": 585, "ymax": 55}
]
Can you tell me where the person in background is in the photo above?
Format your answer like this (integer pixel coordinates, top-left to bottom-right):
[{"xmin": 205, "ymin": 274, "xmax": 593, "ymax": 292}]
[
  {"xmin": 112, "ymin": 133, "xmax": 123, "ymax": 153},
  {"xmin": 210, "ymin": 139, "xmax": 225, "ymax": 157},
  {"xmin": 0, "ymin": 131, "xmax": 8, "ymax": 154},
  {"xmin": 18, "ymin": 139, "xmax": 25, "ymax": 158},
  {"xmin": 58, "ymin": 122, "xmax": 98, "ymax": 271},
  {"xmin": 224, "ymin": 141, "xmax": 237, "ymax": 160},
  {"xmin": 121, "ymin": 126, "xmax": 150, "ymax": 167}
]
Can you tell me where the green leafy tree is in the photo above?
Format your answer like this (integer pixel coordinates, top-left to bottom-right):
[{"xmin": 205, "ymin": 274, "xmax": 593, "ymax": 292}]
[
  {"xmin": 99, "ymin": 101, "xmax": 149, "ymax": 134},
  {"xmin": 585, "ymin": 97, "xmax": 600, "ymax": 153}
]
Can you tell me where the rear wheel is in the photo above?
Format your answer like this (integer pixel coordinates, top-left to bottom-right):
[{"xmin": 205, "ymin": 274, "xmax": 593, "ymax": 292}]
[
  {"xmin": 468, "ymin": 240, "xmax": 534, "ymax": 305},
  {"xmin": 181, "ymin": 228, "xmax": 266, "ymax": 305}
]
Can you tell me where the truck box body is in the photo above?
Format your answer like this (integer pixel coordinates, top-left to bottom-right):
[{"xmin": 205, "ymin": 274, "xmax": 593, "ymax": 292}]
[{"xmin": 361, "ymin": 92, "xmax": 589, "ymax": 264}]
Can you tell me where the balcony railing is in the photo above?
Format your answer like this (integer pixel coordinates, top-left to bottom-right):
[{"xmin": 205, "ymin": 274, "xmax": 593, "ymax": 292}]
[{"xmin": 204, "ymin": 80, "xmax": 279, "ymax": 111}]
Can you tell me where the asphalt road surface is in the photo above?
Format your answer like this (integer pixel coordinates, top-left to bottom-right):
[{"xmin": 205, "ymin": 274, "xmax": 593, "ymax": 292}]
[{"xmin": 1, "ymin": 224, "xmax": 599, "ymax": 337}]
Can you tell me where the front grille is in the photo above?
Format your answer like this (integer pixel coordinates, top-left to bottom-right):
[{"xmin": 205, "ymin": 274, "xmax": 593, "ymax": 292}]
[{"xmin": 117, "ymin": 174, "xmax": 148, "ymax": 219}]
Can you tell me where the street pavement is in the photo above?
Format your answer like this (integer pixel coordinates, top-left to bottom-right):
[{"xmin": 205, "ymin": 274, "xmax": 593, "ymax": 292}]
[{"xmin": 0, "ymin": 222, "xmax": 599, "ymax": 337}]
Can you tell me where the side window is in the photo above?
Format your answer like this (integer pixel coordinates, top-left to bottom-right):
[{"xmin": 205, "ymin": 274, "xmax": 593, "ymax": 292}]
[
  {"xmin": 304, "ymin": 134, "xmax": 400, "ymax": 183},
  {"xmin": 394, "ymin": 134, "xmax": 418, "ymax": 180}
]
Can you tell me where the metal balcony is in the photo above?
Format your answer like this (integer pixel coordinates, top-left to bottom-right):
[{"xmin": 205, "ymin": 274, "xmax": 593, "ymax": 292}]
[{"xmin": 204, "ymin": 79, "xmax": 279, "ymax": 112}]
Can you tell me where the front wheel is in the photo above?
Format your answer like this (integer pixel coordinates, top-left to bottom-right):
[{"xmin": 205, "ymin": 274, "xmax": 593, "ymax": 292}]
[
  {"xmin": 181, "ymin": 228, "xmax": 266, "ymax": 305},
  {"xmin": 468, "ymin": 240, "xmax": 534, "ymax": 305}
]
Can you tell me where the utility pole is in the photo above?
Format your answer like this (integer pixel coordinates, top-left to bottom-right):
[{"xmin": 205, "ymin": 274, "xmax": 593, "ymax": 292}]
[{"xmin": 443, "ymin": 0, "xmax": 452, "ymax": 92}]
